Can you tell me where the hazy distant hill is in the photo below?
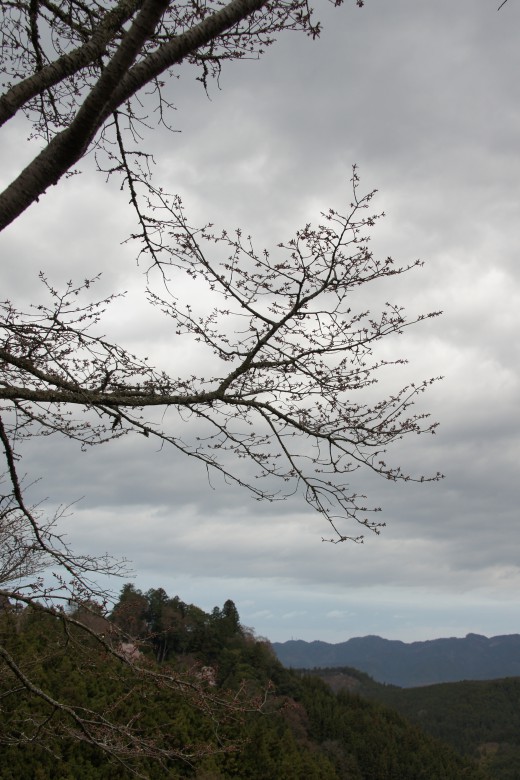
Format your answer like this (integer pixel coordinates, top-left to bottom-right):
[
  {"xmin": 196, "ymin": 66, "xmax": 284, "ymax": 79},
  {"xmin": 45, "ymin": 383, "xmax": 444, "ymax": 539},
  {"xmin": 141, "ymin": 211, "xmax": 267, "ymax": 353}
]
[{"xmin": 272, "ymin": 633, "xmax": 520, "ymax": 687}]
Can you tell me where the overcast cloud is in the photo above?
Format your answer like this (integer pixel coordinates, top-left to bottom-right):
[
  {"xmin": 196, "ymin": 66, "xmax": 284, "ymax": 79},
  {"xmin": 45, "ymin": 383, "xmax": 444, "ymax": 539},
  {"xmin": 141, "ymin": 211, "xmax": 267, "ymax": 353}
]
[{"xmin": 2, "ymin": 0, "xmax": 520, "ymax": 644}]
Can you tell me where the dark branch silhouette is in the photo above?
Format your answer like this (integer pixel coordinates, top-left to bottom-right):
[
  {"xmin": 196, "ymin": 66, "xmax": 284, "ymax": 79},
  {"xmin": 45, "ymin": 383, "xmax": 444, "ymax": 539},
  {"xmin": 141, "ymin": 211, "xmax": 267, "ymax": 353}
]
[{"xmin": 0, "ymin": 0, "xmax": 443, "ymax": 766}]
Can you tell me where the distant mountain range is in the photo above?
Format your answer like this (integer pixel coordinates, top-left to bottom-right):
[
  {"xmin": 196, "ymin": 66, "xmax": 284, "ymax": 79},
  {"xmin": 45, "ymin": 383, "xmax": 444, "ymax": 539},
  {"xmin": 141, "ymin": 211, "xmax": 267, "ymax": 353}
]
[{"xmin": 271, "ymin": 633, "xmax": 520, "ymax": 687}]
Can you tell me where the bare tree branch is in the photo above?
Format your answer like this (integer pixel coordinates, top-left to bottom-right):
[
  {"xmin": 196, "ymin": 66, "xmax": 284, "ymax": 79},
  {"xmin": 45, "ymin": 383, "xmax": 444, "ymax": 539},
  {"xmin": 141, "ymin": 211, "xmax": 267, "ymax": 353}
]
[
  {"xmin": 0, "ymin": 0, "xmax": 446, "ymax": 767},
  {"xmin": 0, "ymin": 0, "xmax": 321, "ymax": 230},
  {"xmin": 1, "ymin": 173, "xmax": 443, "ymax": 548}
]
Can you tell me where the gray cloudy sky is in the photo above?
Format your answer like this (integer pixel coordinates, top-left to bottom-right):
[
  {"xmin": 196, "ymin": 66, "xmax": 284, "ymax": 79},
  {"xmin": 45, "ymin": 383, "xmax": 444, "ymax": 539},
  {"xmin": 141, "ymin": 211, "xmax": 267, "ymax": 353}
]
[{"xmin": 2, "ymin": 0, "xmax": 520, "ymax": 644}]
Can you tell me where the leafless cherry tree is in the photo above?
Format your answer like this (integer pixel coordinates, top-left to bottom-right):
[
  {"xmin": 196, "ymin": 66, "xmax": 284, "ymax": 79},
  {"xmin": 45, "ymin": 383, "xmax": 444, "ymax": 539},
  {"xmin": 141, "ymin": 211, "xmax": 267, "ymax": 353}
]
[{"xmin": 0, "ymin": 0, "xmax": 442, "ymax": 767}]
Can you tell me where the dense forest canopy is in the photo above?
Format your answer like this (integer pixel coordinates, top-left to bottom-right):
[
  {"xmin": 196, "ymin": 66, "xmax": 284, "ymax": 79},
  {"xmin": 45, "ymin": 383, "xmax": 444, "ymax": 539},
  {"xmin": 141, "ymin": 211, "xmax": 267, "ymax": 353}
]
[{"xmin": 0, "ymin": 588, "xmax": 487, "ymax": 779}]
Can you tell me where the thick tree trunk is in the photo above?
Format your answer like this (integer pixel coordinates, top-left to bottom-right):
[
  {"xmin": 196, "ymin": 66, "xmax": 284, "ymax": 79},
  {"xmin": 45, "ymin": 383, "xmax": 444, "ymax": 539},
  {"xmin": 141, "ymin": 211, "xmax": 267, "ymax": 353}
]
[{"xmin": 0, "ymin": 0, "xmax": 269, "ymax": 233}]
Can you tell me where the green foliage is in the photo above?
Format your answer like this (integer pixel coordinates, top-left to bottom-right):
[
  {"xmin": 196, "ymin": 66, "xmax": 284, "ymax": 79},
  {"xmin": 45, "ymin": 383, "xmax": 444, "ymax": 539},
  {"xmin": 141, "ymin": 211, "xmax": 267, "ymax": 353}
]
[
  {"xmin": 0, "ymin": 590, "xmax": 486, "ymax": 778},
  {"xmin": 369, "ymin": 676, "xmax": 520, "ymax": 780},
  {"xmin": 296, "ymin": 675, "xmax": 485, "ymax": 780}
]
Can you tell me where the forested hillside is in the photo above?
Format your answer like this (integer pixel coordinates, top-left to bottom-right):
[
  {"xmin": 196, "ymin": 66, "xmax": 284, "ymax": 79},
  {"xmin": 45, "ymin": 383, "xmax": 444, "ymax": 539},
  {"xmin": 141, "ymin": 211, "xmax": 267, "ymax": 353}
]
[
  {"xmin": 316, "ymin": 666, "xmax": 520, "ymax": 780},
  {"xmin": 0, "ymin": 588, "xmax": 486, "ymax": 779}
]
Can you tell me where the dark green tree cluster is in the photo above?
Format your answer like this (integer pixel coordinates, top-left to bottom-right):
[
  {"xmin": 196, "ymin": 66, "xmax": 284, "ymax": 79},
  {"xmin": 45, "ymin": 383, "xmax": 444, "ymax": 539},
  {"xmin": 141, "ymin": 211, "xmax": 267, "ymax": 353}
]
[
  {"xmin": 0, "ymin": 589, "xmax": 488, "ymax": 779},
  {"xmin": 364, "ymin": 674, "xmax": 520, "ymax": 780},
  {"xmin": 297, "ymin": 674, "xmax": 487, "ymax": 780},
  {"xmin": 0, "ymin": 600, "xmax": 247, "ymax": 778},
  {"xmin": 111, "ymin": 585, "xmax": 255, "ymax": 673}
]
